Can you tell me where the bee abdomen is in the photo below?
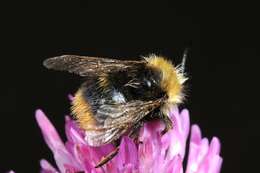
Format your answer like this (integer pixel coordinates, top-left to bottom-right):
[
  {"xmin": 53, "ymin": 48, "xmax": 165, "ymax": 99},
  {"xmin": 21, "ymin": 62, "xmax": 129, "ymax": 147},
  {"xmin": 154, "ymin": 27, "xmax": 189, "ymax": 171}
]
[{"xmin": 71, "ymin": 89, "xmax": 97, "ymax": 130}]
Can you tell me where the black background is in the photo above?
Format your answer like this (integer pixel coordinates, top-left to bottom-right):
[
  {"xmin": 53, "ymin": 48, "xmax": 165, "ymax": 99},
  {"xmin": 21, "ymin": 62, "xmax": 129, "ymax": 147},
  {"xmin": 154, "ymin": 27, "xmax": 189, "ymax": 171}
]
[{"xmin": 1, "ymin": 1, "xmax": 259, "ymax": 173}]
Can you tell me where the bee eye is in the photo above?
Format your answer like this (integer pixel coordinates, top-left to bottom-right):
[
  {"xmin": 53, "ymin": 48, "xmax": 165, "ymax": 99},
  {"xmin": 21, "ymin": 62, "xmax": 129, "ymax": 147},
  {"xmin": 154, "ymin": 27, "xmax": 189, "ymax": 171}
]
[
  {"xmin": 144, "ymin": 78, "xmax": 151, "ymax": 88},
  {"xmin": 146, "ymin": 80, "xmax": 151, "ymax": 87}
]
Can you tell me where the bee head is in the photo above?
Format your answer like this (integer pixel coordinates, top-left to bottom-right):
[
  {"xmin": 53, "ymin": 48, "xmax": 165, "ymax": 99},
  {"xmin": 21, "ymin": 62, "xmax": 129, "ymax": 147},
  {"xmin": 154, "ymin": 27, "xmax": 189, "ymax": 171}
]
[{"xmin": 145, "ymin": 55, "xmax": 187, "ymax": 104}]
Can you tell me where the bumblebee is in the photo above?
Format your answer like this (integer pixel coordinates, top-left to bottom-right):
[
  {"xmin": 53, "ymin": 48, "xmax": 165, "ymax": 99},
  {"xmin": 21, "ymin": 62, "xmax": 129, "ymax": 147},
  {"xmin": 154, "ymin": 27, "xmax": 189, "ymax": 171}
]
[{"xmin": 43, "ymin": 50, "xmax": 188, "ymax": 167}]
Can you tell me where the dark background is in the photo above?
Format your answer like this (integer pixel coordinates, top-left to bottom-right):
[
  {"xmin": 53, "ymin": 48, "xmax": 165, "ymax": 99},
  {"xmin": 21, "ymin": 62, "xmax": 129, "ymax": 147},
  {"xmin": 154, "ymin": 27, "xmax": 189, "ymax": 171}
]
[{"xmin": 1, "ymin": 1, "xmax": 259, "ymax": 173}]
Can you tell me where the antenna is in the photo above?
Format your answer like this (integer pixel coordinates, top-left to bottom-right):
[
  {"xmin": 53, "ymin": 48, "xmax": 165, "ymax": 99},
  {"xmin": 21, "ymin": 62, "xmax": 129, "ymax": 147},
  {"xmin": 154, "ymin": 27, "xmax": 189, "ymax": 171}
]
[{"xmin": 180, "ymin": 48, "xmax": 189, "ymax": 73}]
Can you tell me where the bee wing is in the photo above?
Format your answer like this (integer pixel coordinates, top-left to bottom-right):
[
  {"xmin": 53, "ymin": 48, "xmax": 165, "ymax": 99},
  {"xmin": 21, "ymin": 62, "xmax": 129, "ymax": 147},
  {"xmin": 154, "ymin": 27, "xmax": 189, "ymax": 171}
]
[
  {"xmin": 43, "ymin": 55, "xmax": 145, "ymax": 76},
  {"xmin": 84, "ymin": 99, "xmax": 161, "ymax": 146}
]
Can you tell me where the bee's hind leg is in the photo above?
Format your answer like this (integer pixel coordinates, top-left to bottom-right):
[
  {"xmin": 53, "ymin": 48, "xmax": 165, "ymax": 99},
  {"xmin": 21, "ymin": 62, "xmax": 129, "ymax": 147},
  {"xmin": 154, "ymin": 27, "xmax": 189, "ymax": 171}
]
[
  {"xmin": 95, "ymin": 140, "xmax": 120, "ymax": 168},
  {"xmin": 95, "ymin": 121, "xmax": 146, "ymax": 168}
]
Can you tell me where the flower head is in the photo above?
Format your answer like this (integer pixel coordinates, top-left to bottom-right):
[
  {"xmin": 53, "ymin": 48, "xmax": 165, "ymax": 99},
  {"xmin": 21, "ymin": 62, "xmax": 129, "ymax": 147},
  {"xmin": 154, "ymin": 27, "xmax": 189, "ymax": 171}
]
[{"xmin": 35, "ymin": 105, "xmax": 222, "ymax": 173}]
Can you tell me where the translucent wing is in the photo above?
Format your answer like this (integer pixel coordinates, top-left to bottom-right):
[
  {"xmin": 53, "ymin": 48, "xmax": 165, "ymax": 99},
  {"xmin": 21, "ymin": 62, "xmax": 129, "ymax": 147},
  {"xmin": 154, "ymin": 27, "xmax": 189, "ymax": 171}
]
[
  {"xmin": 43, "ymin": 55, "xmax": 145, "ymax": 76},
  {"xmin": 84, "ymin": 99, "xmax": 162, "ymax": 146}
]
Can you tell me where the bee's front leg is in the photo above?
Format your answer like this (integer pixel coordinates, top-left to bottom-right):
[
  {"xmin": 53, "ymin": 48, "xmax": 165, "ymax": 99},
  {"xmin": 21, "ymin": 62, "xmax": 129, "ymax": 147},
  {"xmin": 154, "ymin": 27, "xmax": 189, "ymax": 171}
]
[
  {"xmin": 128, "ymin": 121, "xmax": 144, "ymax": 143},
  {"xmin": 161, "ymin": 114, "xmax": 173, "ymax": 135}
]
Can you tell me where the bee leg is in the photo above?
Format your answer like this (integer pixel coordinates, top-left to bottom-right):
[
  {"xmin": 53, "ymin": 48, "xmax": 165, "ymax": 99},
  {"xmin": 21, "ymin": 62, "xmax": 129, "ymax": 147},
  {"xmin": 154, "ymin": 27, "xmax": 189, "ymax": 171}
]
[
  {"xmin": 161, "ymin": 114, "xmax": 173, "ymax": 135},
  {"xmin": 129, "ymin": 121, "xmax": 144, "ymax": 143},
  {"xmin": 95, "ymin": 146, "xmax": 120, "ymax": 168}
]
